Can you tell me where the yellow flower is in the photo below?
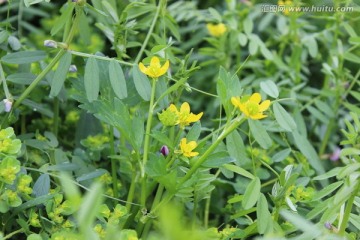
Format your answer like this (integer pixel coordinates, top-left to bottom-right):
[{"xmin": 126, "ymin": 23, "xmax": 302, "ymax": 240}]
[
  {"xmin": 278, "ymin": 0, "xmax": 293, "ymax": 15},
  {"xmin": 177, "ymin": 102, "xmax": 203, "ymax": 128},
  {"xmin": 139, "ymin": 56, "xmax": 169, "ymax": 78},
  {"xmin": 231, "ymin": 93, "xmax": 270, "ymax": 120},
  {"xmin": 206, "ymin": 23, "xmax": 227, "ymax": 37},
  {"xmin": 158, "ymin": 102, "xmax": 203, "ymax": 128},
  {"xmin": 179, "ymin": 138, "xmax": 199, "ymax": 158}
]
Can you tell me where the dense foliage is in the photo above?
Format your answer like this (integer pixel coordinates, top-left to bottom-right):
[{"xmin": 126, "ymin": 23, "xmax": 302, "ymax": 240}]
[{"xmin": 0, "ymin": 0, "xmax": 359, "ymax": 239}]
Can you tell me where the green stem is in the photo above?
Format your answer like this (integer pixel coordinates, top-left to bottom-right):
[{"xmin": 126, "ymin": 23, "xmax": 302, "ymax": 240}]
[
  {"xmin": 68, "ymin": 50, "xmax": 134, "ymax": 66},
  {"xmin": 126, "ymin": 174, "xmax": 137, "ymax": 211},
  {"xmin": 134, "ymin": 0, "xmax": 164, "ymax": 63},
  {"xmin": 140, "ymin": 78, "xmax": 157, "ymax": 206},
  {"xmin": 13, "ymin": 49, "xmax": 66, "ymax": 110},
  {"xmin": 109, "ymin": 126, "xmax": 119, "ymax": 198},
  {"xmin": 0, "ymin": 63, "xmax": 11, "ymax": 99},
  {"xmin": 338, "ymin": 180, "xmax": 360, "ymax": 235},
  {"xmin": 53, "ymin": 98, "xmax": 60, "ymax": 137},
  {"xmin": 3, "ymin": 228, "xmax": 23, "ymax": 240}
]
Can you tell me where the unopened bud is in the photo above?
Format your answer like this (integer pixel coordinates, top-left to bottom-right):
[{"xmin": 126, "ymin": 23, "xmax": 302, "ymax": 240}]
[
  {"xmin": 44, "ymin": 40, "xmax": 57, "ymax": 48},
  {"xmin": 160, "ymin": 145, "xmax": 169, "ymax": 156},
  {"xmin": 324, "ymin": 222, "xmax": 332, "ymax": 230},
  {"xmin": 69, "ymin": 65, "xmax": 77, "ymax": 73},
  {"xmin": 3, "ymin": 99, "xmax": 12, "ymax": 112}
]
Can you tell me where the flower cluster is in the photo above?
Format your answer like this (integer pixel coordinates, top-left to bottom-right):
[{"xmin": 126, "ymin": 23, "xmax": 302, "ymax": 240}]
[
  {"xmin": 158, "ymin": 102, "xmax": 203, "ymax": 128},
  {"xmin": 231, "ymin": 93, "xmax": 270, "ymax": 120}
]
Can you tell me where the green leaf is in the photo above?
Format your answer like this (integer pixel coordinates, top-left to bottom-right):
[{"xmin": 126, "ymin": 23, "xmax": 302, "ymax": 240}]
[
  {"xmin": 249, "ymin": 119, "xmax": 272, "ymax": 149},
  {"xmin": 313, "ymin": 167, "xmax": 341, "ymax": 181},
  {"xmin": 242, "ymin": 177, "xmax": 261, "ymax": 210},
  {"xmin": 304, "ymin": 37, "xmax": 318, "ymax": 58},
  {"xmin": 0, "ymin": 31, "xmax": 9, "ymax": 44},
  {"xmin": 51, "ymin": 3, "xmax": 75, "ymax": 36},
  {"xmin": 77, "ymin": 183, "xmax": 103, "ymax": 232},
  {"xmin": 344, "ymin": 52, "xmax": 360, "ymax": 63},
  {"xmin": 33, "ymin": 174, "xmax": 50, "ymax": 197},
  {"xmin": 1, "ymin": 51, "xmax": 46, "ymax": 64},
  {"xmin": 27, "ymin": 234, "xmax": 43, "ymax": 240},
  {"xmin": 272, "ymin": 148, "xmax": 291, "ymax": 162},
  {"xmin": 186, "ymin": 121, "xmax": 201, "ymax": 141},
  {"xmin": 292, "ymin": 131, "xmax": 325, "ymax": 174},
  {"xmin": 151, "ymin": 130, "xmax": 174, "ymax": 149},
  {"xmin": 78, "ymin": 10, "xmax": 91, "ymax": 45},
  {"xmin": 237, "ymin": 33, "xmax": 247, "ymax": 46},
  {"xmin": 311, "ymin": 181, "xmax": 343, "ymax": 201},
  {"xmin": 102, "ymin": 1, "xmax": 119, "ymax": 22},
  {"xmin": 257, "ymin": 193, "xmax": 272, "ymax": 234},
  {"xmin": 223, "ymin": 164, "xmax": 255, "ymax": 180},
  {"xmin": 84, "ymin": 57, "xmax": 100, "ymax": 102},
  {"xmin": 260, "ymin": 80, "xmax": 279, "ymax": 98},
  {"xmin": 76, "ymin": 169, "xmax": 107, "ymax": 182},
  {"xmin": 273, "ymin": 102, "xmax": 297, "ymax": 132},
  {"xmin": 202, "ymin": 152, "xmax": 235, "ymax": 168},
  {"xmin": 109, "ymin": 60, "xmax": 127, "ymax": 99},
  {"xmin": 50, "ymin": 51, "xmax": 72, "ymax": 97},
  {"xmin": 132, "ymin": 115, "xmax": 144, "ymax": 151},
  {"xmin": 280, "ymin": 210, "xmax": 322, "ymax": 238},
  {"xmin": 132, "ymin": 65, "xmax": 151, "ymax": 101},
  {"xmin": 226, "ymin": 130, "xmax": 248, "ymax": 166},
  {"xmin": 7, "ymin": 73, "xmax": 36, "ymax": 85},
  {"xmin": 243, "ymin": 17, "xmax": 253, "ymax": 35}
]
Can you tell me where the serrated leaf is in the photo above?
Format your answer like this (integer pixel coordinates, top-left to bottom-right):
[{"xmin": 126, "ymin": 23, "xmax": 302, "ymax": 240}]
[
  {"xmin": 50, "ymin": 51, "xmax": 72, "ymax": 97},
  {"xmin": 273, "ymin": 102, "xmax": 297, "ymax": 132},
  {"xmin": 1, "ymin": 51, "xmax": 46, "ymax": 64},
  {"xmin": 242, "ymin": 177, "xmax": 261, "ymax": 210},
  {"xmin": 249, "ymin": 119, "xmax": 272, "ymax": 149},
  {"xmin": 260, "ymin": 80, "xmax": 279, "ymax": 98},
  {"xmin": 109, "ymin": 60, "xmax": 127, "ymax": 99},
  {"xmin": 132, "ymin": 65, "xmax": 151, "ymax": 101},
  {"xmin": 84, "ymin": 57, "xmax": 100, "ymax": 102}
]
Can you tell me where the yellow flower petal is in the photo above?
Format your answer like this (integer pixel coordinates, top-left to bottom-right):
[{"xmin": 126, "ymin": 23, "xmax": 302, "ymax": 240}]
[
  {"xmin": 259, "ymin": 100, "xmax": 271, "ymax": 112},
  {"xmin": 249, "ymin": 93, "xmax": 261, "ymax": 104},
  {"xmin": 159, "ymin": 60, "xmax": 170, "ymax": 76},
  {"xmin": 180, "ymin": 102, "xmax": 190, "ymax": 114},
  {"xmin": 231, "ymin": 97, "xmax": 240, "ymax": 107},
  {"xmin": 139, "ymin": 62, "xmax": 148, "ymax": 75},
  {"xmin": 150, "ymin": 56, "xmax": 161, "ymax": 68}
]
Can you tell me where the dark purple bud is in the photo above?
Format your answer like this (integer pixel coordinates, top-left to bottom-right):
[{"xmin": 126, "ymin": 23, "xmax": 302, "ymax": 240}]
[
  {"xmin": 160, "ymin": 145, "xmax": 169, "ymax": 156},
  {"xmin": 72, "ymin": 0, "xmax": 78, "ymax": 2}
]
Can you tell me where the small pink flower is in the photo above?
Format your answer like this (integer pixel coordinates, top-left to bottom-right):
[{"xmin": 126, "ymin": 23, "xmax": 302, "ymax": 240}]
[{"xmin": 330, "ymin": 148, "xmax": 341, "ymax": 161}]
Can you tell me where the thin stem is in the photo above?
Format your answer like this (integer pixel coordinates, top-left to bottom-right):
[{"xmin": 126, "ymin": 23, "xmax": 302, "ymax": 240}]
[
  {"xmin": 141, "ymin": 78, "xmax": 158, "ymax": 206},
  {"xmin": 53, "ymin": 98, "xmax": 60, "ymax": 137},
  {"xmin": 126, "ymin": 174, "xmax": 137, "ymax": 211},
  {"xmin": 0, "ymin": 63, "xmax": 11, "ymax": 99},
  {"xmin": 68, "ymin": 50, "xmax": 134, "ymax": 66},
  {"xmin": 338, "ymin": 180, "xmax": 360, "ymax": 235},
  {"xmin": 3, "ymin": 228, "xmax": 23, "ymax": 240},
  {"xmin": 13, "ymin": 49, "xmax": 66, "ymax": 110},
  {"xmin": 134, "ymin": 0, "xmax": 164, "ymax": 64},
  {"xmin": 109, "ymin": 126, "xmax": 119, "ymax": 198}
]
